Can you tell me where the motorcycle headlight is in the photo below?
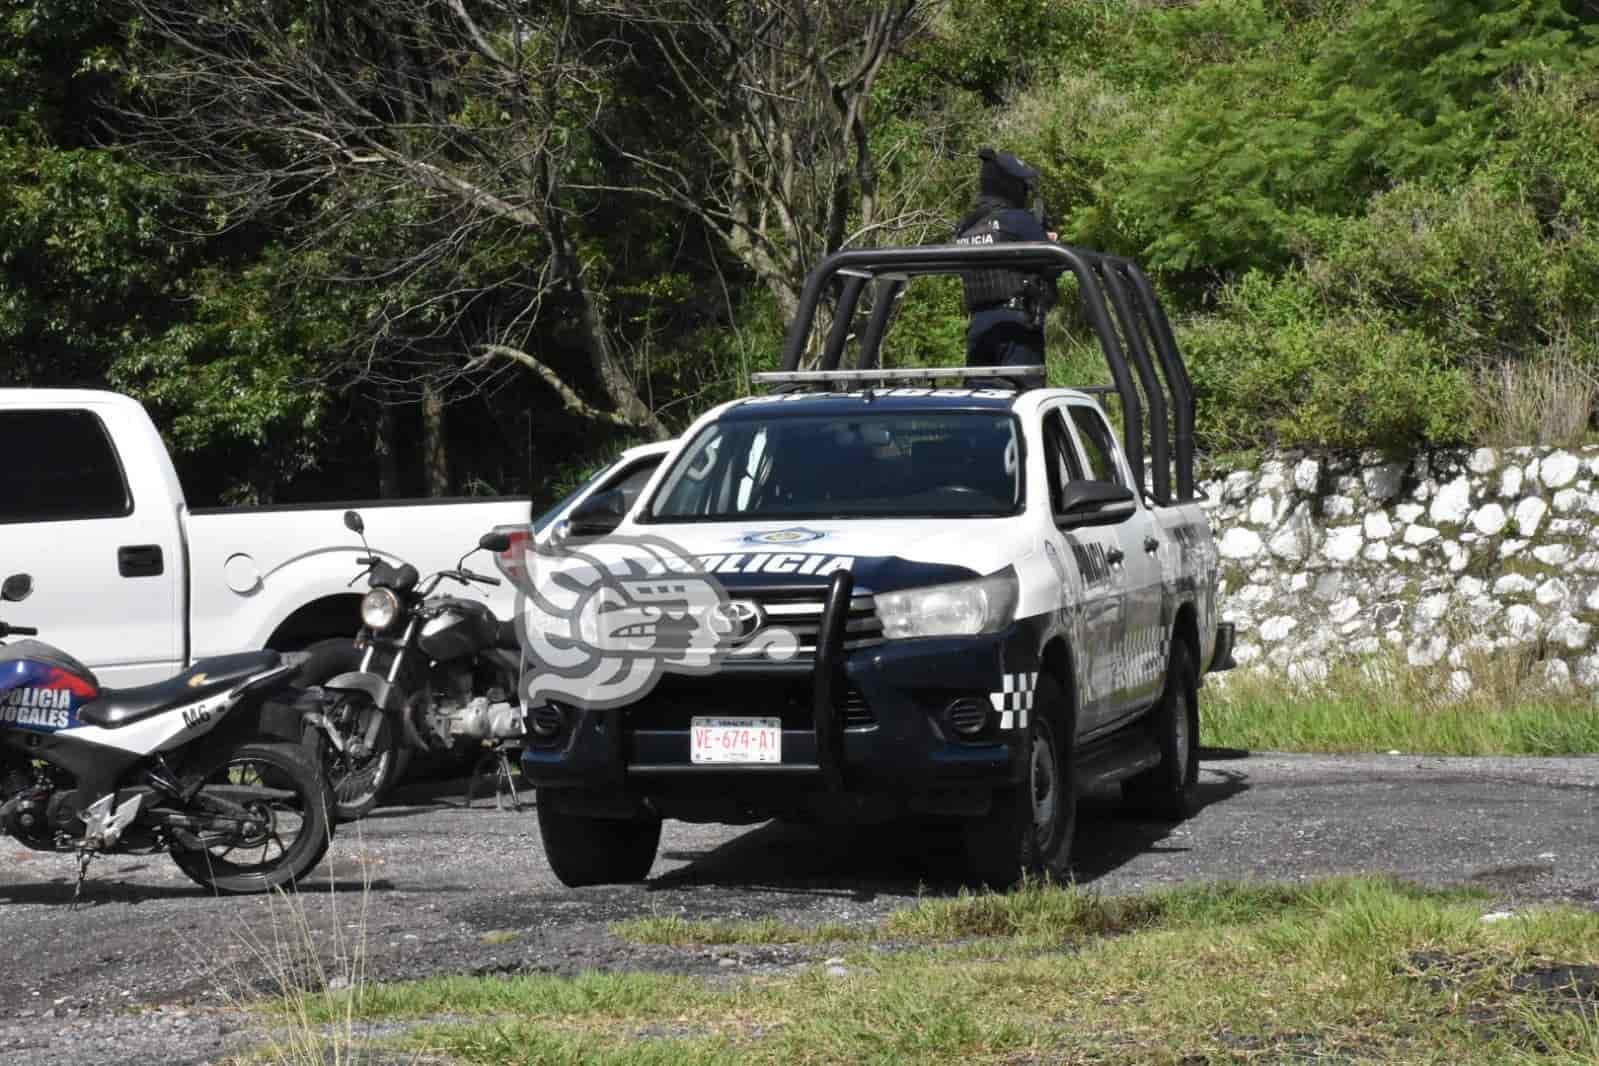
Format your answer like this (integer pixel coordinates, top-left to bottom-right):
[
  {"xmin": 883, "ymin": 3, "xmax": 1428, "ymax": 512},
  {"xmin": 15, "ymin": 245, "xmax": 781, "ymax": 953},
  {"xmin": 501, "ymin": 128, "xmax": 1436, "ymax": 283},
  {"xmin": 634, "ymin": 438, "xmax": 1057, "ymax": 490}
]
[
  {"xmin": 360, "ymin": 588, "xmax": 401, "ymax": 632},
  {"xmin": 875, "ymin": 569, "xmax": 1019, "ymax": 640}
]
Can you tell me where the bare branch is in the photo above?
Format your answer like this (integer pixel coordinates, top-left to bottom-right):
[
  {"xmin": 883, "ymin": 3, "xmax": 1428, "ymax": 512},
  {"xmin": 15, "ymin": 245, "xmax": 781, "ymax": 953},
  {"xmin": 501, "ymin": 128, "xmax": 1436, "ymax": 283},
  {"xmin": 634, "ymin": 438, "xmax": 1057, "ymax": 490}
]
[{"xmin": 469, "ymin": 345, "xmax": 640, "ymax": 429}]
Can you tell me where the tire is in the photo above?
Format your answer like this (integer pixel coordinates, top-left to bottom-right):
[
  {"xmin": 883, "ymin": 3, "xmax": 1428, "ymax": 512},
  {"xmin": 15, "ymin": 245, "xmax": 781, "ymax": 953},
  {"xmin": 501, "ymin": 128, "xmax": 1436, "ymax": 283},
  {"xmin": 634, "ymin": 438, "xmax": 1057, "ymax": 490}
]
[
  {"xmin": 961, "ymin": 672, "xmax": 1077, "ymax": 889},
  {"xmin": 537, "ymin": 795, "xmax": 662, "ymax": 887},
  {"xmin": 303, "ymin": 704, "xmax": 411, "ymax": 823},
  {"xmin": 171, "ymin": 742, "xmax": 335, "ymax": 895},
  {"xmin": 1123, "ymin": 639, "xmax": 1200, "ymax": 821},
  {"xmin": 296, "ymin": 637, "xmax": 411, "ymax": 822}
]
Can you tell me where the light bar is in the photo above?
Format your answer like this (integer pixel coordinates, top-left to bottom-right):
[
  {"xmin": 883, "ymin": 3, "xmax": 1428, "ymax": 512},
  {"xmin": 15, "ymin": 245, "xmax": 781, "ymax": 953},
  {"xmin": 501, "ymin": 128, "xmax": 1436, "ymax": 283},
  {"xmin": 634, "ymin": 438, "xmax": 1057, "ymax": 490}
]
[{"xmin": 752, "ymin": 365, "xmax": 1046, "ymax": 387}]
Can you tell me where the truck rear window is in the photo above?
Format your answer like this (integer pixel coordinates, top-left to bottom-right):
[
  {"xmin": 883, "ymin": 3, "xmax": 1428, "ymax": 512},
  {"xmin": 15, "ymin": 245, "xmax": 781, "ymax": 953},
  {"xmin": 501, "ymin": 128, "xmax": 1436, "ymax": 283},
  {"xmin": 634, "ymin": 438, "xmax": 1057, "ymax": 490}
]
[
  {"xmin": 647, "ymin": 412, "xmax": 1022, "ymax": 521},
  {"xmin": 0, "ymin": 409, "xmax": 132, "ymax": 523}
]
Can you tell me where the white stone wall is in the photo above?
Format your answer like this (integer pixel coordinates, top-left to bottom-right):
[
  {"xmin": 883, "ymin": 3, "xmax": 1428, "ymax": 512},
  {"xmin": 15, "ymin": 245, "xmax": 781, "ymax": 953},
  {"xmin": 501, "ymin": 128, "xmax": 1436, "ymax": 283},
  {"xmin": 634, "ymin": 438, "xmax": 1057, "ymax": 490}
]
[{"xmin": 1200, "ymin": 446, "xmax": 1599, "ymax": 691}]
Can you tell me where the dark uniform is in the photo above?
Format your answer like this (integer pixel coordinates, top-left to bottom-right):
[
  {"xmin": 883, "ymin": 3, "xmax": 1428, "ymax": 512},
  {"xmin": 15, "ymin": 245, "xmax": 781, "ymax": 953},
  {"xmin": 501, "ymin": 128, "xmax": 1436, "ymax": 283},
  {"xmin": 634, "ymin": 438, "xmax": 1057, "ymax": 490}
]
[{"xmin": 953, "ymin": 148, "xmax": 1059, "ymax": 368}]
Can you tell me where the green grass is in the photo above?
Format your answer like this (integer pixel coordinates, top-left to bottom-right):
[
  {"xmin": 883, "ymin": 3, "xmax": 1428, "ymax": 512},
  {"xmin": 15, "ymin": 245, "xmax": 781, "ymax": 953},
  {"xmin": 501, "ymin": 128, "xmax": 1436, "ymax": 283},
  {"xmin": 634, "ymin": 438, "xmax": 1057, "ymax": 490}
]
[
  {"xmin": 1205, "ymin": 645, "xmax": 1599, "ymax": 755},
  {"xmin": 277, "ymin": 876, "xmax": 1599, "ymax": 1065},
  {"xmin": 615, "ymin": 878, "xmax": 1492, "ymax": 949}
]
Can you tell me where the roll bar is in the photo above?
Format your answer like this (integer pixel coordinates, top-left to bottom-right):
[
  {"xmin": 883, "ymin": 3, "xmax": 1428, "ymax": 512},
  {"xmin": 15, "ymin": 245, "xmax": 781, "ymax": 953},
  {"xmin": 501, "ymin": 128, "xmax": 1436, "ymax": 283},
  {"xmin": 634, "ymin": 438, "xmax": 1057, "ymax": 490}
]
[{"xmin": 774, "ymin": 242, "xmax": 1197, "ymax": 505}]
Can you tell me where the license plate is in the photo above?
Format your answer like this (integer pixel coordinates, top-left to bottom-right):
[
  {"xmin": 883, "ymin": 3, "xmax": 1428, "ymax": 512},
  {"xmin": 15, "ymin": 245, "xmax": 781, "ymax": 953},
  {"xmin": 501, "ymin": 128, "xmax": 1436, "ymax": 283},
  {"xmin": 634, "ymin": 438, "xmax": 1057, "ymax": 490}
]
[{"xmin": 690, "ymin": 717, "xmax": 782, "ymax": 764}]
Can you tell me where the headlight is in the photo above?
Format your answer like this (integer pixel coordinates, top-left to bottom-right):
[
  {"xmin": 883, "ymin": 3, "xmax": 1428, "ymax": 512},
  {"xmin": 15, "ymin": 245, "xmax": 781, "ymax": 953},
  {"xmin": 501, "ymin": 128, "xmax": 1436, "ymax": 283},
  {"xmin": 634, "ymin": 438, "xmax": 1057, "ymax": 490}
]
[
  {"xmin": 360, "ymin": 588, "xmax": 401, "ymax": 631},
  {"xmin": 875, "ymin": 569, "xmax": 1019, "ymax": 640}
]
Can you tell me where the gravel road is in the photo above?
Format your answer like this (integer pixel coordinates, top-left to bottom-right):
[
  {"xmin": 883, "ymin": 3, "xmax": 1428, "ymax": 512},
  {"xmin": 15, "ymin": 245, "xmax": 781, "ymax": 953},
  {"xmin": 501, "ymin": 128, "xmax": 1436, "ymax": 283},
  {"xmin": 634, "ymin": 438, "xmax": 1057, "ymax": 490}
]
[{"xmin": 3, "ymin": 751, "xmax": 1596, "ymax": 1065}]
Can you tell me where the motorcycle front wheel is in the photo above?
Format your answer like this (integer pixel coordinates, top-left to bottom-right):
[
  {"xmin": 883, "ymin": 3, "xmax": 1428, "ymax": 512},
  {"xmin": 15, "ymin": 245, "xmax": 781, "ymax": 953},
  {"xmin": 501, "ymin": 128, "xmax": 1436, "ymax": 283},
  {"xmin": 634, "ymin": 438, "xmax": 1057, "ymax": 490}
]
[
  {"xmin": 304, "ymin": 692, "xmax": 411, "ymax": 823},
  {"xmin": 295, "ymin": 637, "xmax": 411, "ymax": 822},
  {"xmin": 170, "ymin": 742, "xmax": 334, "ymax": 895}
]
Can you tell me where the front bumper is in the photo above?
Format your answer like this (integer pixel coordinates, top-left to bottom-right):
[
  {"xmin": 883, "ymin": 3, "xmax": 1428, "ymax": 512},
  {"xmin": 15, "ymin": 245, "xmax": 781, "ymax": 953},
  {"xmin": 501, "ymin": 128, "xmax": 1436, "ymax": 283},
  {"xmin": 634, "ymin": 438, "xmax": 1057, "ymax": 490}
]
[{"xmin": 522, "ymin": 572, "xmax": 1031, "ymax": 817}]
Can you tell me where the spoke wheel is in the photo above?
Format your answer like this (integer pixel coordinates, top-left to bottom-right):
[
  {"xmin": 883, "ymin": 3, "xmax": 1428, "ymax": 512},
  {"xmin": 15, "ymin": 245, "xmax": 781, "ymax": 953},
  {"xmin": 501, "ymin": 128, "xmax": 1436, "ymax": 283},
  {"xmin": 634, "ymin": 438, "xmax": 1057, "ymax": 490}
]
[
  {"xmin": 171, "ymin": 743, "xmax": 333, "ymax": 895},
  {"xmin": 309, "ymin": 694, "xmax": 406, "ymax": 822}
]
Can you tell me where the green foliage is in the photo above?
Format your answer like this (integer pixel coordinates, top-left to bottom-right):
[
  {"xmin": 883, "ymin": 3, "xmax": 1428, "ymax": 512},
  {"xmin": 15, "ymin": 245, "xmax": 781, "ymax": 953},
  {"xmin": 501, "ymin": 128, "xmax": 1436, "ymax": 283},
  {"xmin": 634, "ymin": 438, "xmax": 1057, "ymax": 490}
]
[
  {"xmin": 1095, "ymin": 0, "xmax": 1599, "ymax": 272},
  {"xmin": 7, "ymin": 0, "xmax": 1599, "ymax": 505},
  {"xmin": 1183, "ymin": 271, "xmax": 1476, "ymax": 449}
]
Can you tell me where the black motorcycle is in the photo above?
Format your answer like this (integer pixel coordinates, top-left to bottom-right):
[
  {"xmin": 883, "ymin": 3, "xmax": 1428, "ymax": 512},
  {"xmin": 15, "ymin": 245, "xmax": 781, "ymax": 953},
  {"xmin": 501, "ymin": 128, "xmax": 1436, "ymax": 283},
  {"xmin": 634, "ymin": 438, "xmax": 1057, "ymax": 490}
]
[
  {"xmin": 297, "ymin": 512, "xmax": 526, "ymax": 822},
  {"xmin": 0, "ymin": 572, "xmax": 334, "ymax": 896}
]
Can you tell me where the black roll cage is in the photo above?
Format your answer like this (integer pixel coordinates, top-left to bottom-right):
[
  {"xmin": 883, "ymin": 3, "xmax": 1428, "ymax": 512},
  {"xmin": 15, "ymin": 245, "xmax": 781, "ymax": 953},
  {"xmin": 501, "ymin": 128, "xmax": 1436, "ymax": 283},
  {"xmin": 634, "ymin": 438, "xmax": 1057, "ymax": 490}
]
[{"xmin": 773, "ymin": 242, "xmax": 1196, "ymax": 505}]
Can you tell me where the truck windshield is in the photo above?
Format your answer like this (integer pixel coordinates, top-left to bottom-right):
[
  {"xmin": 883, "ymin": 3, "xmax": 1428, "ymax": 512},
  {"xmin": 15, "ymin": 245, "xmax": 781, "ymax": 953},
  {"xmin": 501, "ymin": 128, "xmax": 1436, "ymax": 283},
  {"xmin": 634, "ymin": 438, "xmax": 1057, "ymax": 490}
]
[{"xmin": 647, "ymin": 411, "xmax": 1022, "ymax": 521}]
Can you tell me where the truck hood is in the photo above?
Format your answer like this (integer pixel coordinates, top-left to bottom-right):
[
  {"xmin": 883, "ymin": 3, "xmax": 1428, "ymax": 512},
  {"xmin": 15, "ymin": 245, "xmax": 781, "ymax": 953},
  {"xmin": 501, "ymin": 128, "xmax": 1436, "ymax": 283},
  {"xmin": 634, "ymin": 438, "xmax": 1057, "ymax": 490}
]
[{"xmin": 619, "ymin": 518, "xmax": 1030, "ymax": 593}]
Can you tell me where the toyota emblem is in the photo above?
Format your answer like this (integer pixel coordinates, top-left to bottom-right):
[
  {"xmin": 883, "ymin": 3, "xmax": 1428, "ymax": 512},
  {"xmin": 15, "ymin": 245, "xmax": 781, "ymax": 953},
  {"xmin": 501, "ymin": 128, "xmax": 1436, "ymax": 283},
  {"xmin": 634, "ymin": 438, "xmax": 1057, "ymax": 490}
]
[{"xmin": 714, "ymin": 600, "xmax": 765, "ymax": 642}]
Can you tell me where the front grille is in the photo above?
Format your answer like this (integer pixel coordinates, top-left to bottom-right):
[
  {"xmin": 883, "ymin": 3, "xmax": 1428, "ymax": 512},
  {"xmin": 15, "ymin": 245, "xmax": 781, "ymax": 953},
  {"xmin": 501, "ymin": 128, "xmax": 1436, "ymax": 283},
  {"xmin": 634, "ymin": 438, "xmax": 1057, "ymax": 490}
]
[
  {"xmin": 625, "ymin": 675, "xmax": 876, "ymax": 731},
  {"xmin": 722, "ymin": 588, "xmax": 882, "ymax": 663}
]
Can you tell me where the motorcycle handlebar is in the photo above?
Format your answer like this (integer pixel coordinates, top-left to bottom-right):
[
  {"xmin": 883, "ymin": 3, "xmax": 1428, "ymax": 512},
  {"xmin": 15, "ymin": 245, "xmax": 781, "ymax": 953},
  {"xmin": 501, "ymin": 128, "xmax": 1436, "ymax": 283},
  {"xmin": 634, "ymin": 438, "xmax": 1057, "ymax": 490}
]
[
  {"xmin": 0, "ymin": 623, "xmax": 37, "ymax": 637},
  {"xmin": 461, "ymin": 569, "xmax": 501, "ymax": 587}
]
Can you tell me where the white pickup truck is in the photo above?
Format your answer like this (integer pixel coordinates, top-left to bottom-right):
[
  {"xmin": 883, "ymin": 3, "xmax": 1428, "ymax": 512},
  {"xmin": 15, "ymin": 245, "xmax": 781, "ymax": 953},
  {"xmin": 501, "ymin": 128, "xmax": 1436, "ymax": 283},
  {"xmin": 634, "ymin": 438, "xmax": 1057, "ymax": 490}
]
[
  {"xmin": 0, "ymin": 388, "xmax": 535, "ymax": 686},
  {"xmin": 517, "ymin": 241, "xmax": 1238, "ymax": 889}
]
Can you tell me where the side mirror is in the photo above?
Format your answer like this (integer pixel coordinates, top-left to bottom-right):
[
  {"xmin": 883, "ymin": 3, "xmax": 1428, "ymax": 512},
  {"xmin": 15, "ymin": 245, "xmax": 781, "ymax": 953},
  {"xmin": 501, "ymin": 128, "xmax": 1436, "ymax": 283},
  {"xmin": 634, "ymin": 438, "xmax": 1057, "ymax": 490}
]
[
  {"xmin": 343, "ymin": 510, "xmax": 365, "ymax": 535},
  {"xmin": 1, "ymin": 574, "xmax": 32, "ymax": 603},
  {"xmin": 1054, "ymin": 480, "xmax": 1136, "ymax": 529},
  {"xmin": 479, "ymin": 532, "xmax": 512, "ymax": 553},
  {"xmin": 566, "ymin": 489, "xmax": 627, "ymax": 537}
]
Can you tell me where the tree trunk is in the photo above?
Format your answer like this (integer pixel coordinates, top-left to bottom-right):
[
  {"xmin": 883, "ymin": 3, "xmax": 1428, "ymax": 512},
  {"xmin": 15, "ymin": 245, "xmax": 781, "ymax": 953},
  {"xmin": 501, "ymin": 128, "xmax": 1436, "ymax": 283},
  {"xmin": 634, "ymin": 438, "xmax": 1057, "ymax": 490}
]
[
  {"xmin": 375, "ymin": 389, "xmax": 400, "ymax": 497},
  {"xmin": 420, "ymin": 382, "xmax": 449, "ymax": 496},
  {"xmin": 547, "ymin": 212, "xmax": 670, "ymax": 440}
]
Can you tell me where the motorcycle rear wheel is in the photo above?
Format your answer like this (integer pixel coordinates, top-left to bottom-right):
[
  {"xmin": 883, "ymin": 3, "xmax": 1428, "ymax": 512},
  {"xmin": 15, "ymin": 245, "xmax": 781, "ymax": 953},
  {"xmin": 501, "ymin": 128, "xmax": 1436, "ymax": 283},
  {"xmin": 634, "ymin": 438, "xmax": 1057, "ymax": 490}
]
[{"xmin": 170, "ymin": 742, "xmax": 334, "ymax": 895}]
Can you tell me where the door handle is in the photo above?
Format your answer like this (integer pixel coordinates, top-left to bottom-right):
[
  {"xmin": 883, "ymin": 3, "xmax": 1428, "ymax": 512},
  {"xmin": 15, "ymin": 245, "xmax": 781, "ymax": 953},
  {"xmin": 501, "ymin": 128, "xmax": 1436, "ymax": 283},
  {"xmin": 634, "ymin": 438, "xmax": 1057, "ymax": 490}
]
[
  {"xmin": 118, "ymin": 544, "xmax": 165, "ymax": 578},
  {"xmin": 1144, "ymin": 536, "xmax": 1160, "ymax": 553},
  {"xmin": 1106, "ymin": 547, "xmax": 1125, "ymax": 566}
]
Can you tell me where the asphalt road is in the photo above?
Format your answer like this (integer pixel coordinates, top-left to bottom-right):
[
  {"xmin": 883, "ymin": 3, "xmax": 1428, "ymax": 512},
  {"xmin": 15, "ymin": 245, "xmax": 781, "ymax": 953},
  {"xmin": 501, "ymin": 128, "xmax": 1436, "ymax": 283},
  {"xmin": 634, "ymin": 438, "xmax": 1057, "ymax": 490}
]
[{"xmin": 2, "ymin": 751, "xmax": 1596, "ymax": 1065}]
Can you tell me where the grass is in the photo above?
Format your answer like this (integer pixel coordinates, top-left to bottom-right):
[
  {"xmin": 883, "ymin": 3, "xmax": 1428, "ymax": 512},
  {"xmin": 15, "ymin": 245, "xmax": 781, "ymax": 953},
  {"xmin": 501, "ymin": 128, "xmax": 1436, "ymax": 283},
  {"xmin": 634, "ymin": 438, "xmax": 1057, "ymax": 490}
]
[
  {"xmin": 274, "ymin": 875, "xmax": 1599, "ymax": 1066},
  {"xmin": 1206, "ymin": 644, "xmax": 1599, "ymax": 755}
]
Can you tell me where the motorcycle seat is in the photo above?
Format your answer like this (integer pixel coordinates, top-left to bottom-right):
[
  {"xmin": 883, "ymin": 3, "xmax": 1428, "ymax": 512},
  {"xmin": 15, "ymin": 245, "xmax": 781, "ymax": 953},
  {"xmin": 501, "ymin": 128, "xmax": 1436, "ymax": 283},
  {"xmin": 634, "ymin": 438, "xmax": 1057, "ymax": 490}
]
[{"xmin": 78, "ymin": 650, "xmax": 283, "ymax": 729}]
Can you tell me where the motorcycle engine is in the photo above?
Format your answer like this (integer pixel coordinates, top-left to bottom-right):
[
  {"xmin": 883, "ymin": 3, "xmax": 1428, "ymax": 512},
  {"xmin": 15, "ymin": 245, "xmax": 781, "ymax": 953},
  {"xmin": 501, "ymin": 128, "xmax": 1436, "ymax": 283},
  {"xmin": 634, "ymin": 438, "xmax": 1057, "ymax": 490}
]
[
  {"xmin": 0, "ymin": 768, "xmax": 66, "ymax": 849},
  {"xmin": 447, "ymin": 697, "xmax": 525, "ymax": 742}
]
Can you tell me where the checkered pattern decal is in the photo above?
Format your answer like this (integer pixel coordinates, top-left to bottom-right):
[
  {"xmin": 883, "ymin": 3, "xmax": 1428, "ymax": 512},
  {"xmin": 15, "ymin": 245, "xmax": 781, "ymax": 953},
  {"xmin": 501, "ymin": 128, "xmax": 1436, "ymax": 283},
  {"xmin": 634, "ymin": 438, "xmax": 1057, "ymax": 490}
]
[
  {"xmin": 990, "ymin": 671, "xmax": 1038, "ymax": 730},
  {"xmin": 1126, "ymin": 626, "xmax": 1172, "ymax": 692}
]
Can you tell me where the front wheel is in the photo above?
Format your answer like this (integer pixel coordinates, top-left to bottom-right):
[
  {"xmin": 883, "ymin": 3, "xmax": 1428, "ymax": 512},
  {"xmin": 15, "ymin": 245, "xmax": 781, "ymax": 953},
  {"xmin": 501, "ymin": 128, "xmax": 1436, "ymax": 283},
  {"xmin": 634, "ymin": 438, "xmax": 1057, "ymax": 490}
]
[
  {"xmin": 303, "ymin": 698, "xmax": 410, "ymax": 823},
  {"xmin": 295, "ymin": 637, "xmax": 410, "ymax": 822},
  {"xmin": 537, "ymin": 795, "xmax": 661, "ymax": 887},
  {"xmin": 961, "ymin": 672, "xmax": 1077, "ymax": 889},
  {"xmin": 170, "ymin": 742, "xmax": 334, "ymax": 895}
]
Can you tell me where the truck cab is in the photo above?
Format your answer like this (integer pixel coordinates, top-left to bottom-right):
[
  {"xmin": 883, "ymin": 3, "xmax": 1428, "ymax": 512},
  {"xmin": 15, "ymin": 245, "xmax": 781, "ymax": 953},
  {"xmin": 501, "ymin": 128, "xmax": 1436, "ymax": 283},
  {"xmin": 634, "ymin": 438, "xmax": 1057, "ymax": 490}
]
[{"xmin": 516, "ymin": 241, "xmax": 1234, "ymax": 888}]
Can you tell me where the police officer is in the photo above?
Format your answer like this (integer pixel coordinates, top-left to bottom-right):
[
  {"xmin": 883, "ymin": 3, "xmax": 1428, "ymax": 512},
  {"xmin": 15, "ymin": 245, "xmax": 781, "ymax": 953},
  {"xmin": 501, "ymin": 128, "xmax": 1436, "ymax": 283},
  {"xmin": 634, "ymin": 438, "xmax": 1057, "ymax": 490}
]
[{"xmin": 952, "ymin": 147, "xmax": 1060, "ymax": 368}]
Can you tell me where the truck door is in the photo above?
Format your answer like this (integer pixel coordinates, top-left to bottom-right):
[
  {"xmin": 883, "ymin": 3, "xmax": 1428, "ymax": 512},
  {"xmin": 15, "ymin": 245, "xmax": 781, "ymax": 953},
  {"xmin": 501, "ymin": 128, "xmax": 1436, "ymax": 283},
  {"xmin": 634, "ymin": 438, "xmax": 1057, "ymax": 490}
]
[
  {"xmin": 1041, "ymin": 407, "xmax": 1127, "ymax": 733},
  {"xmin": 0, "ymin": 405, "xmax": 184, "ymax": 686},
  {"xmin": 1062, "ymin": 401, "xmax": 1165, "ymax": 716}
]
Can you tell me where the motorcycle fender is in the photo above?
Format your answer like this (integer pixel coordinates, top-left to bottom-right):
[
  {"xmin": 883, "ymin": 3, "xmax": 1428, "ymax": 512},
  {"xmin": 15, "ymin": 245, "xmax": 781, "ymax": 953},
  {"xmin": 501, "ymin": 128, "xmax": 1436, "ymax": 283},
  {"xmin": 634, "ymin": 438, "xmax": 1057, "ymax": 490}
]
[{"xmin": 321, "ymin": 671, "xmax": 405, "ymax": 713}]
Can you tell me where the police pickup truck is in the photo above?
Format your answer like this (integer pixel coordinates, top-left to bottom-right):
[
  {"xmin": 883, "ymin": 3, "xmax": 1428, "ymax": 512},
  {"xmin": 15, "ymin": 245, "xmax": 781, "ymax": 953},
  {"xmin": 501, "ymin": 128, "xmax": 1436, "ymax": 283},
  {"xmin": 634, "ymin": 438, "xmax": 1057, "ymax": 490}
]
[{"xmin": 514, "ymin": 241, "xmax": 1235, "ymax": 888}]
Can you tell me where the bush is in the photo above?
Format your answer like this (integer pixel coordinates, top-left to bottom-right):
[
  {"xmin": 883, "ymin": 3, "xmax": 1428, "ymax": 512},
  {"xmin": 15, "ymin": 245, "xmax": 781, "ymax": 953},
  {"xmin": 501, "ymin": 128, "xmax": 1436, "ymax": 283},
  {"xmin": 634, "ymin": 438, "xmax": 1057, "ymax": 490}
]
[{"xmin": 1182, "ymin": 271, "xmax": 1476, "ymax": 450}]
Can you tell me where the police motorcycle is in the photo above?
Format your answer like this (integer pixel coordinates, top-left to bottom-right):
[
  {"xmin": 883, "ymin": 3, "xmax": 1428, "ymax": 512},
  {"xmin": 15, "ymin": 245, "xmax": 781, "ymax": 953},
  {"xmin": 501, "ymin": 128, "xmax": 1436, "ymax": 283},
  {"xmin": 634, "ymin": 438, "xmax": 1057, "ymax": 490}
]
[
  {"xmin": 297, "ymin": 511, "xmax": 525, "ymax": 822},
  {"xmin": 0, "ymin": 572, "xmax": 334, "ymax": 897}
]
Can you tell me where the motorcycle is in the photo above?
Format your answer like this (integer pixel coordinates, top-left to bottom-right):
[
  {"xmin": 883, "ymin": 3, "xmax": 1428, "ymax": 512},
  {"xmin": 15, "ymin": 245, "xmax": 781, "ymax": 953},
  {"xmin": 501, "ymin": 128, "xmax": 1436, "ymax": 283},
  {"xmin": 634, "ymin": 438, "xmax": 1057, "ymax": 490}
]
[
  {"xmin": 297, "ymin": 511, "xmax": 526, "ymax": 822},
  {"xmin": 0, "ymin": 572, "xmax": 334, "ymax": 897}
]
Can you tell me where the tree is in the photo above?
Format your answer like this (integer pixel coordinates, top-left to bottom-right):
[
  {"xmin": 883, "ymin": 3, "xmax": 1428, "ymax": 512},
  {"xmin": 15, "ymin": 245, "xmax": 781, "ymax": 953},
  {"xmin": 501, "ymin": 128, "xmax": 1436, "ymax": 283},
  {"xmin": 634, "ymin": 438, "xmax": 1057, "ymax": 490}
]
[
  {"xmin": 123, "ymin": 0, "xmax": 669, "ymax": 441},
  {"xmin": 591, "ymin": 1, "xmax": 942, "ymax": 334}
]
